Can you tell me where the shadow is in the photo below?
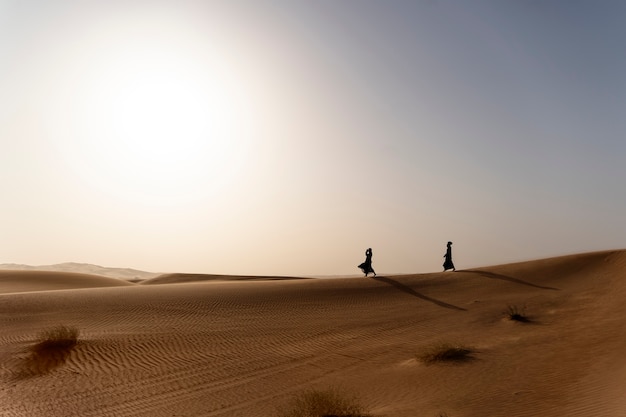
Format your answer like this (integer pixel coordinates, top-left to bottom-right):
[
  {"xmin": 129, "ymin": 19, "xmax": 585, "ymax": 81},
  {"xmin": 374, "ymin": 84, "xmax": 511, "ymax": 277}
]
[
  {"xmin": 505, "ymin": 315, "xmax": 547, "ymax": 326},
  {"xmin": 417, "ymin": 343, "xmax": 478, "ymax": 365},
  {"xmin": 457, "ymin": 270, "xmax": 559, "ymax": 291},
  {"xmin": 372, "ymin": 275, "xmax": 466, "ymax": 311},
  {"xmin": 11, "ymin": 341, "xmax": 76, "ymax": 381},
  {"xmin": 504, "ymin": 312, "xmax": 533, "ymax": 324}
]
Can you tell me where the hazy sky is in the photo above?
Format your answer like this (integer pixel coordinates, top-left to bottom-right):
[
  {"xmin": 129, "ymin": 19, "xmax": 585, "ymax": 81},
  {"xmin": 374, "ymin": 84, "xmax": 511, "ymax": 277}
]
[{"xmin": 2, "ymin": 1, "xmax": 625, "ymax": 276}]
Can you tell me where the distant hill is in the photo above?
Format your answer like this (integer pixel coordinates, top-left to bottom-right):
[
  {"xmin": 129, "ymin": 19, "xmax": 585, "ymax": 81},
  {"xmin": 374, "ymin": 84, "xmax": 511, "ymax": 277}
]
[
  {"xmin": 0, "ymin": 262, "xmax": 160, "ymax": 281},
  {"xmin": 141, "ymin": 272, "xmax": 310, "ymax": 285}
]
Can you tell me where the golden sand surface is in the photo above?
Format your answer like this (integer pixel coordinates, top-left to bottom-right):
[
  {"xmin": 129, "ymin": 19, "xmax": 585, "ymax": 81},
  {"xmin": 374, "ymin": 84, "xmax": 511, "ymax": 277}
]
[{"xmin": 1, "ymin": 250, "xmax": 625, "ymax": 416}]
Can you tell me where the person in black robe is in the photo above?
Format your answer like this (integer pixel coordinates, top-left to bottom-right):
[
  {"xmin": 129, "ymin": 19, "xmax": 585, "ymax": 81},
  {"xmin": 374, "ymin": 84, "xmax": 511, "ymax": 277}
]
[
  {"xmin": 358, "ymin": 247, "xmax": 376, "ymax": 277},
  {"xmin": 443, "ymin": 241, "xmax": 455, "ymax": 271}
]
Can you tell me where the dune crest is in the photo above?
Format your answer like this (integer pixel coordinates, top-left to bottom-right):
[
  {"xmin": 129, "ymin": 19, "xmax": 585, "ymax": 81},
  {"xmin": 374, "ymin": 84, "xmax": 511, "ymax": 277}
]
[
  {"xmin": 0, "ymin": 262, "xmax": 159, "ymax": 281},
  {"xmin": 141, "ymin": 272, "xmax": 310, "ymax": 285},
  {"xmin": 0, "ymin": 270, "xmax": 134, "ymax": 294}
]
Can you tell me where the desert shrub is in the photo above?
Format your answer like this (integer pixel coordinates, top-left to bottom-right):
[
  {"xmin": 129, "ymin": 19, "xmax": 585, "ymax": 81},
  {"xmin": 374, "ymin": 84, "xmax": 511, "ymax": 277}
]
[
  {"xmin": 417, "ymin": 341, "xmax": 473, "ymax": 364},
  {"xmin": 33, "ymin": 325, "xmax": 80, "ymax": 352},
  {"xmin": 277, "ymin": 387, "xmax": 372, "ymax": 417},
  {"xmin": 14, "ymin": 325, "xmax": 80, "ymax": 379},
  {"xmin": 505, "ymin": 304, "xmax": 530, "ymax": 322}
]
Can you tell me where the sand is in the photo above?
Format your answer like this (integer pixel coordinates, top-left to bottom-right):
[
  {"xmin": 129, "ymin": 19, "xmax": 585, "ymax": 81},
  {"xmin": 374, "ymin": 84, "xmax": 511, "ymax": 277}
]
[{"xmin": 1, "ymin": 250, "xmax": 625, "ymax": 416}]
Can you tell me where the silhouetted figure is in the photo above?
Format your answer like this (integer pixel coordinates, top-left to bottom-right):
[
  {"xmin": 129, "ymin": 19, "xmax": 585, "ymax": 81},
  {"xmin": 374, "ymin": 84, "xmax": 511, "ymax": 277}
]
[
  {"xmin": 358, "ymin": 248, "xmax": 376, "ymax": 277},
  {"xmin": 443, "ymin": 241, "xmax": 455, "ymax": 271}
]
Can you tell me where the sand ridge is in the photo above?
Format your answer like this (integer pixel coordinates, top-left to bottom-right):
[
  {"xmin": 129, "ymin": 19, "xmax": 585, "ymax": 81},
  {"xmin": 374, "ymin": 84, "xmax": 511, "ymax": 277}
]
[
  {"xmin": 140, "ymin": 273, "xmax": 310, "ymax": 285},
  {"xmin": 0, "ymin": 270, "xmax": 134, "ymax": 294},
  {"xmin": 0, "ymin": 250, "xmax": 625, "ymax": 416}
]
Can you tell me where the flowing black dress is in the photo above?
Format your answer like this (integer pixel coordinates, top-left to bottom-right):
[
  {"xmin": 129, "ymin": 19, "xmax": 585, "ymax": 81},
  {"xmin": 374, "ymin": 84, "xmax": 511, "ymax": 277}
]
[{"xmin": 358, "ymin": 248, "xmax": 376, "ymax": 277}]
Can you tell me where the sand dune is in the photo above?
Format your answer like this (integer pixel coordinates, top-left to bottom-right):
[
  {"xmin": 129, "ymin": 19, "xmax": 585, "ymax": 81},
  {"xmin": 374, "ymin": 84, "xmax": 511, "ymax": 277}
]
[
  {"xmin": 0, "ymin": 270, "xmax": 134, "ymax": 294},
  {"xmin": 1, "ymin": 250, "xmax": 625, "ymax": 416},
  {"xmin": 0, "ymin": 263, "xmax": 160, "ymax": 281},
  {"xmin": 141, "ymin": 272, "xmax": 310, "ymax": 285}
]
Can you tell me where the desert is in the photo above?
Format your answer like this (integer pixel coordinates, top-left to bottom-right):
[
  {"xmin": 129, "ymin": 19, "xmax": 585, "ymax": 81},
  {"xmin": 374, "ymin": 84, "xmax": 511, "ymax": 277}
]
[
  {"xmin": 1, "ymin": 249, "xmax": 625, "ymax": 417},
  {"xmin": 4, "ymin": 2, "xmax": 626, "ymax": 416}
]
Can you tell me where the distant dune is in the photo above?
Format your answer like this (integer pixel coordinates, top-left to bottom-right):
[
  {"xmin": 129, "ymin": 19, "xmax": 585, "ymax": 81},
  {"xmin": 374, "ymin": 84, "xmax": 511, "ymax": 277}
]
[
  {"xmin": 0, "ymin": 262, "xmax": 160, "ymax": 281},
  {"xmin": 0, "ymin": 270, "xmax": 134, "ymax": 294},
  {"xmin": 141, "ymin": 272, "xmax": 310, "ymax": 285},
  {"xmin": 1, "ymin": 250, "xmax": 625, "ymax": 416}
]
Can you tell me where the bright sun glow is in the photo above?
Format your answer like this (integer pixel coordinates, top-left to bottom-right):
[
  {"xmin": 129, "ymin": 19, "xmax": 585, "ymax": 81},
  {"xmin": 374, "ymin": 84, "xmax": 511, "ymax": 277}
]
[{"xmin": 54, "ymin": 13, "xmax": 253, "ymax": 205}]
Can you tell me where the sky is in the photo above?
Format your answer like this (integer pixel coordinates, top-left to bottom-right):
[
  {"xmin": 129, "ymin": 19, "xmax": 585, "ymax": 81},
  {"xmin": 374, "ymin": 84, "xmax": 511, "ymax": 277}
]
[{"xmin": 1, "ymin": 0, "xmax": 625, "ymax": 276}]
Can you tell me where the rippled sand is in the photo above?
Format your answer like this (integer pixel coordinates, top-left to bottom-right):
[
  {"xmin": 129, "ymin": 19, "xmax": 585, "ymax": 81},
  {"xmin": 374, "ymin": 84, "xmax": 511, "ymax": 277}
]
[{"xmin": 1, "ymin": 250, "xmax": 625, "ymax": 416}]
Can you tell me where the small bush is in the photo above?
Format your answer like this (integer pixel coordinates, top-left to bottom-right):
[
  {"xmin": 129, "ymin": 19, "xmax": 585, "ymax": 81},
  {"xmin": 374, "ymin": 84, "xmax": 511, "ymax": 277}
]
[
  {"xmin": 14, "ymin": 325, "xmax": 80, "ymax": 378},
  {"xmin": 417, "ymin": 341, "xmax": 473, "ymax": 364},
  {"xmin": 34, "ymin": 325, "xmax": 80, "ymax": 352},
  {"xmin": 277, "ymin": 387, "xmax": 372, "ymax": 417},
  {"xmin": 505, "ymin": 304, "xmax": 530, "ymax": 322}
]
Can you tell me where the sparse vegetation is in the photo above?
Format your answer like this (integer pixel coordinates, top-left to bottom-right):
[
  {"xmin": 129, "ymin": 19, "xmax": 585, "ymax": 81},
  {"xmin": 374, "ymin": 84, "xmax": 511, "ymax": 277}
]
[
  {"xmin": 276, "ymin": 387, "xmax": 372, "ymax": 417},
  {"xmin": 33, "ymin": 325, "xmax": 80, "ymax": 352},
  {"xmin": 417, "ymin": 341, "xmax": 473, "ymax": 364},
  {"xmin": 16, "ymin": 325, "xmax": 80, "ymax": 378},
  {"xmin": 505, "ymin": 304, "xmax": 530, "ymax": 322}
]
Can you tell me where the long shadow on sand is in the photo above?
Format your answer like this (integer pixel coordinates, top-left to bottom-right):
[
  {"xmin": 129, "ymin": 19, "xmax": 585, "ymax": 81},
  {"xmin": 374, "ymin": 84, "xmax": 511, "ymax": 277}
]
[
  {"xmin": 456, "ymin": 270, "xmax": 559, "ymax": 291},
  {"xmin": 372, "ymin": 276, "xmax": 466, "ymax": 311}
]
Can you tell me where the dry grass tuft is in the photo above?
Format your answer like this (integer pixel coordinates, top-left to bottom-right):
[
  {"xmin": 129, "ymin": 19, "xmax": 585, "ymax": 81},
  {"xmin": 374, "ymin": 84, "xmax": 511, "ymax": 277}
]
[
  {"xmin": 417, "ymin": 341, "xmax": 473, "ymax": 364},
  {"xmin": 33, "ymin": 325, "xmax": 80, "ymax": 352},
  {"xmin": 276, "ymin": 387, "xmax": 372, "ymax": 417},
  {"xmin": 505, "ymin": 304, "xmax": 530, "ymax": 322},
  {"xmin": 14, "ymin": 325, "xmax": 80, "ymax": 379}
]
